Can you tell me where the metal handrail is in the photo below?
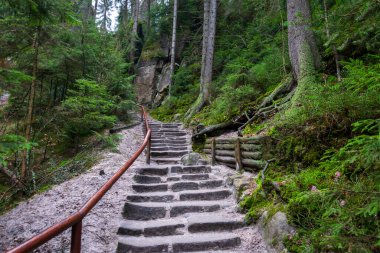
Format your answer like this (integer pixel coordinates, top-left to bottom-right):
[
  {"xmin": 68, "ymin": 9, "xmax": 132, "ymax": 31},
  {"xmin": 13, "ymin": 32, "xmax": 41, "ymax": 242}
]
[{"xmin": 7, "ymin": 106, "xmax": 151, "ymax": 253}]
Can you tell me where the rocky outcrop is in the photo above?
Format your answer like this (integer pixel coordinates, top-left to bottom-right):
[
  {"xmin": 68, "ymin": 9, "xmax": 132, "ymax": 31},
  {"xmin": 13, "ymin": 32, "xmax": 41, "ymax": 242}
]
[
  {"xmin": 153, "ymin": 63, "xmax": 171, "ymax": 105},
  {"xmin": 135, "ymin": 59, "xmax": 172, "ymax": 106},
  {"xmin": 135, "ymin": 60, "xmax": 158, "ymax": 105}
]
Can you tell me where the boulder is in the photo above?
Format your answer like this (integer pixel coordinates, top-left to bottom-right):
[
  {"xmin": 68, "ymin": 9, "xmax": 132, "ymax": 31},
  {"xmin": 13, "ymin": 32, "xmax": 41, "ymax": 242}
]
[
  {"xmin": 258, "ymin": 211, "xmax": 296, "ymax": 253},
  {"xmin": 181, "ymin": 153, "xmax": 202, "ymax": 166}
]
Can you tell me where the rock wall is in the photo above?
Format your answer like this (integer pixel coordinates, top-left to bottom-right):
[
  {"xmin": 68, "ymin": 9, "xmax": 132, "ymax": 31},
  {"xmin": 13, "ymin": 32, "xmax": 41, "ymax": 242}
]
[{"xmin": 134, "ymin": 59, "xmax": 171, "ymax": 106}]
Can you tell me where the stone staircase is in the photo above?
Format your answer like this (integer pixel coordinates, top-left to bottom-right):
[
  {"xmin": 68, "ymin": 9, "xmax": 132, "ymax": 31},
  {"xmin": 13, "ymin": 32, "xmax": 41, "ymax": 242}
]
[{"xmin": 116, "ymin": 122, "xmax": 246, "ymax": 253}]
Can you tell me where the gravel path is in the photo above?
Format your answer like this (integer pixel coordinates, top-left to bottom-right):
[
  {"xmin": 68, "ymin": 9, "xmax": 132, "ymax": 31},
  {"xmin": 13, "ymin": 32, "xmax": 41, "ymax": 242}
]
[{"xmin": 0, "ymin": 123, "xmax": 145, "ymax": 253}]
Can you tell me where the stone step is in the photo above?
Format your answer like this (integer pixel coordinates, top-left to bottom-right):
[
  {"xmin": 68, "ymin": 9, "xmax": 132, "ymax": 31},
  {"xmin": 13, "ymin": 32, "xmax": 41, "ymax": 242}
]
[
  {"xmin": 151, "ymin": 150, "xmax": 189, "ymax": 158},
  {"xmin": 135, "ymin": 166, "xmax": 169, "ymax": 176},
  {"xmin": 179, "ymin": 189, "xmax": 232, "ymax": 201},
  {"xmin": 132, "ymin": 183, "xmax": 168, "ymax": 193},
  {"xmin": 133, "ymin": 174, "xmax": 162, "ymax": 184},
  {"xmin": 151, "ymin": 129, "xmax": 186, "ymax": 133},
  {"xmin": 151, "ymin": 138, "xmax": 187, "ymax": 144},
  {"xmin": 182, "ymin": 174, "xmax": 209, "ymax": 180},
  {"xmin": 149, "ymin": 125, "xmax": 180, "ymax": 129},
  {"xmin": 118, "ymin": 218, "xmax": 186, "ymax": 237},
  {"xmin": 127, "ymin": 192, "xmax": 174, "ymax": 203},
  {"xmin": 152, "ymin": 157, "xmax": 181, "ymax": 164},
  {"xmin": 187, "ymin": 214, "xmax": 245, "ymax": 233},
  {"xmin": 117, "ymin": 233, "xmax": 241, "ymax": 253},
  {"xmin": 171, "ymin": 180, "xmax": 224, "ymax": 192},
  {"xmin": 152, "ymin": 132, "xmax": 187, "ymax": 137},
  {"xmin": 132, "ymin": 180, "xmax": 223, "ymax": 194},
  {"xmin": 117, "ymin": 214, "xmax": 244, "ymax": 237},
  {"xmin": 151, "ymin": 143, "xmax": 189, "ymax": 148},
  {"xmin": 149, "ymin": 122, "xmax": 181, "ymax": 126},
  {"xmin": 151, "ymin": 146, "xmax": 189, "ymax": 151},
  {"xmin": 151, "ymin": 136, "xmax": 187, "ymax": 140},
  {"xmin": 123, "ymin": 201, "xmax": 230, "ymax": 220},
  {"xmin": 151, "ymin": 140, "xmax": 187, "ymax": 145},
  {"xmin": 171, "ymin": 165, "xmax": 212, "ymax": 174}
]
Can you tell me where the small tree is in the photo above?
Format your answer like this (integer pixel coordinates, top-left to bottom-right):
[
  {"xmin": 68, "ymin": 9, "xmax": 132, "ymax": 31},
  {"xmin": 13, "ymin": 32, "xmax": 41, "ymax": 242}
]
[{"xmin": 60, "ymin": 79, "xmax": 116, "ymax": 149}]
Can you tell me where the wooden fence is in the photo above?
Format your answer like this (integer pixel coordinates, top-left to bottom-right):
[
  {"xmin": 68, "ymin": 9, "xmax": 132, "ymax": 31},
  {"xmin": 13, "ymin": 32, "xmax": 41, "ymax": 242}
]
[{"xmin": 203, "ymin": 137, "xmax": 268, "ymax": 171}]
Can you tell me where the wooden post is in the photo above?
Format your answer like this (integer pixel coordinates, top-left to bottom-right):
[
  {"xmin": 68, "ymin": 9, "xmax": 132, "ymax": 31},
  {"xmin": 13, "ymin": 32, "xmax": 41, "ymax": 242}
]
[
  {"xmin": 235, "ymin": 138, "xmax": 243, "ymax": 171},
  {"xmin": 211, "ymin": 138, "xmax": 216, "ymax": 165}
]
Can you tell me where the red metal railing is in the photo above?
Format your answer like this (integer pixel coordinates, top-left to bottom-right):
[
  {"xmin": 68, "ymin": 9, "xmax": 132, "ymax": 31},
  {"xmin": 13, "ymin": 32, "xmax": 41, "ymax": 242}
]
[{"xmin": 7, "ymin": 106, "xmax": 151, "ymax": 253}]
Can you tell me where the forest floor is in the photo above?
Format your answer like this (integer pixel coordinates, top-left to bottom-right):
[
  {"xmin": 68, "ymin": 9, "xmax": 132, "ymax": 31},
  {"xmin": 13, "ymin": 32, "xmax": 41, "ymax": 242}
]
[{"xmin": 0, "ymin": 124, "xmax": 145, "ymax": 252}]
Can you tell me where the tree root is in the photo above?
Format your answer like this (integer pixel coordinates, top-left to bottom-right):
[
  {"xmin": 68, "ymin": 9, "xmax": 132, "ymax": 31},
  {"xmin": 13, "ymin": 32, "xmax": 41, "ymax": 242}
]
[
  {"xmin": 192, "ymin": 121, "xmax": 235, "ymax": 139},
  {"xmin": 237, "ymin": 76, "xmax": 295, "ymax": 136},
  {"xmin": 184, "ymin": 95, "xmax": 206, "ymax": 123},
  {"xmin": 0, "ymin": 165, "xmax": 24, "ymax": 187}
]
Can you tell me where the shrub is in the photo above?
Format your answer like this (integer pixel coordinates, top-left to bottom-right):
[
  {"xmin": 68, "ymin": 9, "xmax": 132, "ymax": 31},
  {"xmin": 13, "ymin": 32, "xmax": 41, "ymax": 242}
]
[{"xmin": 60, "ymin": 79, "xmax": 116, "ymax": 144}]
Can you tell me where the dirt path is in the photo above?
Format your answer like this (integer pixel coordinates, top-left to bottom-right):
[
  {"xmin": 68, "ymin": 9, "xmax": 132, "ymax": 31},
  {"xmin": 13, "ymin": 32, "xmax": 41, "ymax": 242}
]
[{"xmin": 0, "ymin": 123, "xmax": 145, "ymax": 253}]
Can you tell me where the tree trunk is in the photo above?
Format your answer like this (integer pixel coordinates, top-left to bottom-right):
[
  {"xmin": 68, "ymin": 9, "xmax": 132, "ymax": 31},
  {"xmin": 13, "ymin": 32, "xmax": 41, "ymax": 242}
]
[
  {"xmin": 94, "ymin": 0, "xmax": 99, "ymax": 17},
  {"xmin": 169, "ymin": 0, "xmax": 178, "ymax": 98},
  {"xmin": 184, "ymin": 0, "xmax": 217, "ymax": 122},
  {"xmin": 323, "ymin": 0, "xmax": 341, "ymax": 81},
  {"xmin": 202, "ymin": 0, "xmax": 217, "ymax": 104},
  {"xmin": 132, "ymin": 0, "xmax": 139, "ymax": 35},
  {"xmin": 130, "ymin": 0, "xmax": 140, "ymax": 62},
  {"xmin": 21, "ymin": 26, "xmax": 40, "ymax": 182},
  {"xmin": 287, "ymin": 0, "xmax": 320, "ymax": 107},
  {"xmin": 101, "ymin": 0, "xmax": 108, "ymax": 31},
  {"xmin": 278, "ymin": 0, "xmax": 286, "ymax": 74},
  {"xmin": 287, "ymin": 0, "xmax": 319, "ymax": 80},
  {"xmin": 124, "ymin": 0, "xmax": 129, "ymax": 25},
  {"xmin": 200, "ymin": 0, "xmax": 210, "ymax": 96},
  {"xmin": 147, "ymin": 0, "xmax": 151, "ymax": 36}
]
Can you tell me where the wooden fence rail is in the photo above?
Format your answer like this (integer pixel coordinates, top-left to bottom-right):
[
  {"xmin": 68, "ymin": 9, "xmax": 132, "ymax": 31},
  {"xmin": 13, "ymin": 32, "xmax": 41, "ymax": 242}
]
[{"xmin": 203, "ymin": 137, "xmax": 268, "ymax": 171}]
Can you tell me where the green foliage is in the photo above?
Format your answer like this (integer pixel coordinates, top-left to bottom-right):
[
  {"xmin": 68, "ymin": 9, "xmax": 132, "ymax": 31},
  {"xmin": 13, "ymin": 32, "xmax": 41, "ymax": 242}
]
[
  {"xmin": 280, "ymin": 59, "xmax": 380, "ymax": 130},
  {"xmin": 0, "ymin": 134, "xmax": 34, "ymax": 166},
  {"xmin": 150, "ymin": 90, "xmax": 198, "ymax": 122},
  {"xmin": 340, "ymin": 57, "xmax": 380, "ymax": 93},
  {"xmin": 240, "ymin": 181, "xmax": 271, "ymax": 223},
  {"xmin": 93, "ymin": 131, "xmax": 122, "ymax": 151},
  {"xmin": 251, "ymin": 119, "xmax": 380, "ymax": 252},
  {"xmin": 195, "ymin": 85, "xmax": 260, "ymax": 125},
  {"xmin": 60, "ymin": 79, "xmax": 117, "ymax": 140}
]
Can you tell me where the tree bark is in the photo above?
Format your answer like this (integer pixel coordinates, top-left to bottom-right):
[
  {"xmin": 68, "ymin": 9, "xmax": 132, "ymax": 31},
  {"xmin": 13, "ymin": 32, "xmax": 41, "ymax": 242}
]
[
  {"xmin": 200, "ymin": 0, "xmax": 210, "ymax": 98},
  {"xmin": 185, "ymin": 0, "xmax": 217, "ymax": 122},
  {"xmin": 169, "ymin": 0, "xmax": 178, "ymax": 98},
  {"xmin": 130, "ymin": 0, "xmax": 140, "ymax": 62},
  {"xmin": 202, "ymin": 0, "xmax": 217, "ymax": 104},
  {"xmin": 287, "ymin": 0, "xmax": 320, "ymax": 80},
  {"xmin": 132, "ymin": 0, "xmax": 139, "ymax": 35},
  {"xmin": 147, "ymin": 0, "xmax": 151, "ymax": 36},
  {"xmin": 94, "ymin": 0, "xmax": 99, "ymax": 17},
  {"xmin": 21, "ymin": 26, "xmax": 40, "ymax": 182},
  {"xmin": 287, "ymin": 0, "xmax": 320, "ymax": 107},
  {"xmin": 101, "ymin": 0, "xmax": 108, "ymax": 31}
]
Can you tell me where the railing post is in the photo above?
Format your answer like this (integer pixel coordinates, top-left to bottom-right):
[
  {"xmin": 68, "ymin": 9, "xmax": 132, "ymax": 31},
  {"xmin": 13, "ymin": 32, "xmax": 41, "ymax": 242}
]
[
  {"xmin": 146, "ymin": 136, "xmax": 151, "ymax": 165},
  {"xmin": 70, "ymin": 220, "xmax": 82, "ymax": 253}
]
